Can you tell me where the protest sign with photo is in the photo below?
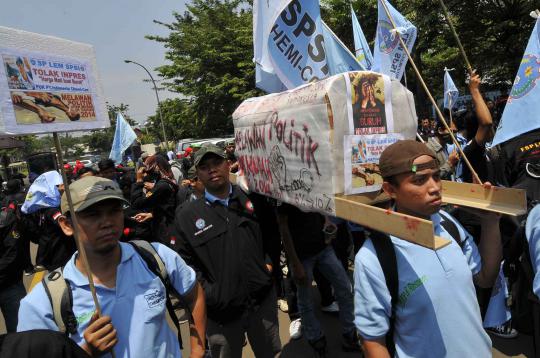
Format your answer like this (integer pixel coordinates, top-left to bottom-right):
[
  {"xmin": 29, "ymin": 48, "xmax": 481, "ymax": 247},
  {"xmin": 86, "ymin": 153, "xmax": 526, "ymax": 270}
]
[
  {"xmin": 0, "ymin": 26, "xmax": 109, "ymax": 135},
  {"xmin": 344, "ymin": 133, "xmax": 403, "ymax": 194},
  {"xmin": 233, "ymin": 78, "xmax": 336, "ymax": 214},
  {"xmin": 345, "ymin": 72, "xmax": 394, "ymax": 135}
]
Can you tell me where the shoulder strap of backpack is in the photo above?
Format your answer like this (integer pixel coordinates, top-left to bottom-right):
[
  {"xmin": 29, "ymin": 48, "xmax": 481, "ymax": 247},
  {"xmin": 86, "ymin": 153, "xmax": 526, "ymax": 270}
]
[
  {"xmin": 369, "ymin": 230, "xmax": 398, "ymax": 356},
  {"xmin": 42, "ymin": 268, "xmax": 77, "ymax": 335},
  {"xmin": 128, "ymin": 240, "xmax": 189, "ymax": 348},
  {"xmin": 439, "ymin": 212, "xmax": 463, "ymax": 248}
]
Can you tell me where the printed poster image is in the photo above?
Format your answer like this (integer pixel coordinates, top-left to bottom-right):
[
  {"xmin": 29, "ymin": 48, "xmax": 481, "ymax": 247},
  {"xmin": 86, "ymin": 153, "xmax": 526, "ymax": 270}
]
[
  {"xmin": 344, "ymin": 133, "xmax": 403, "ymax": 194},
  {"xmin": 345, "ymin": 72, "xmax": 394, "ymax": 135},
  {"xmin": 3, "ymin": 55, "xmax": 34, "ymax": 90},
  {"xmin": 10, "ymin": 91, "xmax": 95, "ymax": 124}
]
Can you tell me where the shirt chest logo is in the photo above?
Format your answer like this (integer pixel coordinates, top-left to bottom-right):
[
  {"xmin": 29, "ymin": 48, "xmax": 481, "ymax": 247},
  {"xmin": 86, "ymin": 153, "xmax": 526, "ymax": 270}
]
[
  {"xmin": 398, "ymin": 275, "xmax": 429, "ymax": 307},
  {"xmin": 245, "ymin": 200, "xmax": 254, "ymax": 214},
  {"xmin": 144, "ymin": 289, "xmax": 165, "ymax": 308},
  {"xmin": 196, "ymin": 218, "xmax": 205, "ymax": 230}
]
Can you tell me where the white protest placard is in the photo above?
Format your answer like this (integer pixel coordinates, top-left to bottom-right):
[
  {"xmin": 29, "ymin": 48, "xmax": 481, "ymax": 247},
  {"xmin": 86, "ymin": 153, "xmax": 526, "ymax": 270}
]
[
  {"xmin": 344, "ymin": 133, "xmax": 403, "ymax": 194},
  {"xmin": 234, "ymin": 79, "xmax": 336, "ymax": 214},
  {"xmin": 0, "ymin": 26, "xmax": 109, "ymax": 135}
]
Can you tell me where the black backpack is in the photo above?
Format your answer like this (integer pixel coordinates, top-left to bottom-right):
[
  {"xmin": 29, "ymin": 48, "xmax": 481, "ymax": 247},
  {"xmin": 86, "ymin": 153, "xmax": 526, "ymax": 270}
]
[
  {"xmin": 361, "ymin": 212, "xmax": 462, "ymax": 356},
  {"xmin": 41, "ymin": 240, "xmax": 190, "ymax": 348},
  {"xmin": 504, "ymin": 202, "xmax": 540, "ymax": 354}
]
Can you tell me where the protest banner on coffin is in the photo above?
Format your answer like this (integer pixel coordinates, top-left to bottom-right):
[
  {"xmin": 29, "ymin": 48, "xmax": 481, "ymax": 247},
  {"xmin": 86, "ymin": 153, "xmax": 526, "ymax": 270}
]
[
  {"xmin": 0, "ymin": 26, "xmax": 109, "ymax": 135},
  {"xmin": 232, "ymin": 71, "xmax": 418, "ymax": 215}
]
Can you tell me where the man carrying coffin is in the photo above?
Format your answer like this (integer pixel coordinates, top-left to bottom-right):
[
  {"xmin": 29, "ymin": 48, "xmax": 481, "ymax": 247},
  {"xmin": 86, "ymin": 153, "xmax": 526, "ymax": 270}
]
[{"xmin": 354, "ymin": 140, "xmax": 502, "ymax": 357}]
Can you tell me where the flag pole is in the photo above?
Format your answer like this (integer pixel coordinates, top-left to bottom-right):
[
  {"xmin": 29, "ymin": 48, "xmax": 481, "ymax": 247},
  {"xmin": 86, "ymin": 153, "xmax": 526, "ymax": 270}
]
[
  {"xmin": 379, "ymin": 0, "xmax": 482, "ymax": 184},
  {"xmin": 436, "ymin": 0, "xmax": 474, "ymax": 74},
  {"xmin": 53, "ymin": 133, "xmax": 116, "ymax": 357}
]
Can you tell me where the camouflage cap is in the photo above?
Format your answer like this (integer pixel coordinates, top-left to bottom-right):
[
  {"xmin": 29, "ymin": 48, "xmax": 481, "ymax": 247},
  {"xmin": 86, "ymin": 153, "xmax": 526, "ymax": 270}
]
[
  {"xmin": 187, "ymin": 165, "xmax": 197, "ymax": 180},
  {"xmin": 193, "ymin": 144, "xmax": 226, "ymax": 166},
  {"xmin": 61, "ymin": 176, "xmax": 128, "ymax": 214}
]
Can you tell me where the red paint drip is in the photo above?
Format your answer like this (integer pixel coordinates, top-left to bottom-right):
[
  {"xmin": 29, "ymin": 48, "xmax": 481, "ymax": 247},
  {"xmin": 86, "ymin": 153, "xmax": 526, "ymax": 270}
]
[{"xmin": 403, "ymin": 217, "xmax": 420, "ymax": 232}]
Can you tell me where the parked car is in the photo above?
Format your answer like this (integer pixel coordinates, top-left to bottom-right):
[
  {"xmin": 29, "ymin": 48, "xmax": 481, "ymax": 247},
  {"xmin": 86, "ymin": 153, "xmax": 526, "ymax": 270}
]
[
  {"xmin": 67, "ymin": 160, "xmax": 93, "ymax": 168},
  {"xmin": 176, "ymin": 138, "xmax": 195, "ymax": 153},
  {"xmin": 80, "ymin": 154, "xmax": 101, "ymax": 164}
]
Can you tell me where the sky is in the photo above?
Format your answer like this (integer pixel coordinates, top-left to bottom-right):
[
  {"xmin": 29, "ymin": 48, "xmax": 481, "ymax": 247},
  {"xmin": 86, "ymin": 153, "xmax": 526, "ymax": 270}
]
[{"xmin": 0, "ymin": 0, "xmax": 188, "ymax": 125}]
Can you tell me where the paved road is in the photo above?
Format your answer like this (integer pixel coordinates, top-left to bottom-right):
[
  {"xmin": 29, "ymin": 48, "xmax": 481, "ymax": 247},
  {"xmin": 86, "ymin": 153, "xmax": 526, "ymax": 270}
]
[{"xmin": 0, "ymin": 244, "xmax": 534, "ymax": 357}]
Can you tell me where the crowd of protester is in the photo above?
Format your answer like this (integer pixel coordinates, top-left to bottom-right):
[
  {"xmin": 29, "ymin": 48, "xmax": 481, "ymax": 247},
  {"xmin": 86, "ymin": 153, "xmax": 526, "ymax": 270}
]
[{"xmin": 0, "ymin": 71, "xmax": 538, "ymax": 358}]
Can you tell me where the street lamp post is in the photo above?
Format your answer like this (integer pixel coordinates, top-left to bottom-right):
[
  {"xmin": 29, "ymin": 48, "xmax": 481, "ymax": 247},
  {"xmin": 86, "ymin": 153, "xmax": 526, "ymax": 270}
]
[{"xmin": 124, "ymin": 59, "xmax": 169, "ymax": 151}]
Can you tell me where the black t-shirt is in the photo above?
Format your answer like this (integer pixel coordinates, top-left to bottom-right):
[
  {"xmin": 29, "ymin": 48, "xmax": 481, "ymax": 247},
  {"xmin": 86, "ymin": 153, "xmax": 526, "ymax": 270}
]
[
  {"xmin": 277, "ymin": 203, "xmax": 326, "ymax": 260},
  {"xmin": 461, "ymin": 139, "xmax": 488, "ymax": 183},
  {"xmin": 499, "ymin": 129, "xmax": 540, "ymax": 201}
]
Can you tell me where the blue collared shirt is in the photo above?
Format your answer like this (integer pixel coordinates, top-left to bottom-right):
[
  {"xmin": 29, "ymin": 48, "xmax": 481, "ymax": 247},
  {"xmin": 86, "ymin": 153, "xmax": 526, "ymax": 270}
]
[
  {"xmin": 18, "ymin": 242, "xmax": 196, "ymax": 358},
  {"xmin": 204, "ymin": 184, "xmax": 233, "ymax": 207},
  {"xmin": 354, "ymin": 210, "xmax": 491, "ymax": 357},
  {"xmin": 527, "ymin": 205, "xmax": 540, "ymax": 299}
]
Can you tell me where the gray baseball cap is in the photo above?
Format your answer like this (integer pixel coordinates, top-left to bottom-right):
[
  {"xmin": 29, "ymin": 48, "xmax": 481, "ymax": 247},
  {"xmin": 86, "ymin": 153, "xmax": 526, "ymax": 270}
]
[
  {"xmin": 61, "ymin": 176, "xmax": 128, "ymax": 214},
  {"xmin": 193, "ymin": 144, "xmax": 226, "ymax": 166}
]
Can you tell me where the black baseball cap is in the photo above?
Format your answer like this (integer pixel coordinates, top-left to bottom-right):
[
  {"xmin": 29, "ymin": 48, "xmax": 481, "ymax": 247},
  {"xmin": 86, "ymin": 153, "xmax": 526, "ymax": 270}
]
[{"xmin": 193, "ymin": 144, "xmax": 226, "ymax": 166}]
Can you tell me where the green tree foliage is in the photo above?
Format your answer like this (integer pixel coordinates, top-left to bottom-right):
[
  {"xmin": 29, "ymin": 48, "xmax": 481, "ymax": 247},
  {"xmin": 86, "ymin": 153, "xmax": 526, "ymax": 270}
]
[
  {"xmin": 145, "ymin": 98, "xmax": 196, "ymax": 142},
  {"xmin": 147, "ymin": 0, "xmax": 261, "ymax": 138},
  {"xmin": 87, "ymin": 103, "xmax": 137, "ymax": 153},
  {"xmin": 322, "ymin": 0, "xmax": 538, "ymax": 116},
  {"xmin": 145, "ymin": 0, "xmax": 537, "ymax": 133}
]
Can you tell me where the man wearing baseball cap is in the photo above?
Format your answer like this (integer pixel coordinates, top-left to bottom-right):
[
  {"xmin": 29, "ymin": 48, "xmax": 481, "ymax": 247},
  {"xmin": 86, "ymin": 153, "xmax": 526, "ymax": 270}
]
[
  {"xmin": 353, "ymin": 140, "xmax": 502, "ymax": 357},
  {"xmin": 225, "ymin": 140, "xmax": 239, "ymax": 173},
  {"xmin": 174, "ymin": 144, "xmax": 281, "ymax": 358},
  {"xmin": 18, "ymin": 176, "xmax": 207, "ymax": 358},
  {"xmin": 176, "ymin": 165, "xmax": 205, "ymax": 208}
]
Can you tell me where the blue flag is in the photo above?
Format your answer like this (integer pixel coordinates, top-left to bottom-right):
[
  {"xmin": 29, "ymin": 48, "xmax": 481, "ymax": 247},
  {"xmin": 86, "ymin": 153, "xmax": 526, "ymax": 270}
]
[
  {"xmin": 492, "ymin": 17, "xmax": 540, "ymax": 146},
  {"xmin": 443, "ymin": 69, "xmax": 459, "ymax": 109},
  {"xmin": 372, "ymin": 0, "xmax": 417, "ymax": 81},
  {"xmin": 109, "ymin": 112, "xmax": 137, "ymax": 164},
  {"xmin": 253, "ymin": 0, "xmax": 362, "ymax": 92},
  {"xmin": 351, "ymin": 5, "xmax": 374, "ymax": 70},
  {"xmin": 21, "ymin": 171, "xmax": 63, "ymax": 214},
  {"xmin": 323, "ymin": 22, "xmax": 364, "ymax": 74},
  {"xmin": 255, "ymin": 64, "xmax": 288, "ymax": 94},
  {"xmin": 253, "ymin": 0, "xmax": 288, "ymax": 93},
  {"xmin": 267, "ymin": 1, "xmax": 327, "ymax": 89}
]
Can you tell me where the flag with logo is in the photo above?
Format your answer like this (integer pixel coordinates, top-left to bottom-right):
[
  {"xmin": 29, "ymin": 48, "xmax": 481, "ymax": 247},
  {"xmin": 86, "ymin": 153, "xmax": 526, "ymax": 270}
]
[
  {"xmin": 109, "ymin": 112, "xmax": 137, "ymax": 164},
  {"xmin": 21, "ymin": 171, "xmax": 63, "ymax": 214},
  {"xmin": 372, "ymin": 0, "xmax": 417, "ymax": 81},
  {"xmin": 351, "ymin": 5, "xmax": 374, "ymax": 70},
  {"xmin": 253, "ymin": 0, "xmax": 361, "ymax": 92},
  {"xmin": 492, "ymin": 16, "xmax": 540, "ymax": 146},
  {"xmin": 443, "ymin": 69, "xmax": 459, "ymax": 109}
]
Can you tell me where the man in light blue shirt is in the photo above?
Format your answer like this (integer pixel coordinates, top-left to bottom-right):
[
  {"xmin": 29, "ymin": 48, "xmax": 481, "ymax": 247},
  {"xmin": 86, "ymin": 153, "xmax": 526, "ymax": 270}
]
[
  {"xmin": 526, "ymin": 204, "xmax": 540, "ymax": 299},
  {"xmin": 18, "ymin": 176, "xmax": 207, "ymax": 358},
  {"xmin": 354, "ymin": 140, "xmax": 502, "ymax": 357}
]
